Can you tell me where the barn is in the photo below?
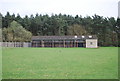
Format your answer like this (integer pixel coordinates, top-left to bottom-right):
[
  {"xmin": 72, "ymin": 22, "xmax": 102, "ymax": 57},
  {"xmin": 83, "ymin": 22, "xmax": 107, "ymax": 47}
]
[{"xmin": 31, "ymin": 35, "xmax": 98, "ymax": 48}]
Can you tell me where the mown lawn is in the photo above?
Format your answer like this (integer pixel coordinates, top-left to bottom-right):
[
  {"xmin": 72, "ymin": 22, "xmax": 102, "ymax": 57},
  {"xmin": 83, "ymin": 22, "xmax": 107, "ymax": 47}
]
[{"xmin": 2, "ymin": 47, "xmax": 118, "ymax": 79}]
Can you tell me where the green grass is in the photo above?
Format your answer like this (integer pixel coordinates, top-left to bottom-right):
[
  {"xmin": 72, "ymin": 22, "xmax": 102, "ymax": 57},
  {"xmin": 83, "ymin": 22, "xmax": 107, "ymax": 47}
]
[{"xmin": 2, "ymin": 47, "xmax": 118, "ymax": 79}]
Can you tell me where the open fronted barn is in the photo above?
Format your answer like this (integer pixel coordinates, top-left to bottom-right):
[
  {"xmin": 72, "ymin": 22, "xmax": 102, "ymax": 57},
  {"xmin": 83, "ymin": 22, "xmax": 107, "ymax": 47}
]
[{"xmin": 32, "ymin": 35, "xmax": 98, "ymax": 48}]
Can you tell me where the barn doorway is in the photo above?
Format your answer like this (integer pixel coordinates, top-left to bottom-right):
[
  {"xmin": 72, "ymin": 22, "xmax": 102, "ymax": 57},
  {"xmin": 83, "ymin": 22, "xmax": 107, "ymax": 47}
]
[
  {"xmin": 78, "ymin": 40, "xmax": 85, "ymax": 47},
  {"xmin": 78, "ymin": 43, "xmax": 84, "ymax": 47}
]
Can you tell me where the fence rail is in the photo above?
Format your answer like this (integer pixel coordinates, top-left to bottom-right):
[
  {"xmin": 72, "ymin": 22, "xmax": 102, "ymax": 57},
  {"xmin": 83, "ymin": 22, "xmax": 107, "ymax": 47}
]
[{"xmin": 0, "ymin": 42, "xmax": 31, "ymax": 47}]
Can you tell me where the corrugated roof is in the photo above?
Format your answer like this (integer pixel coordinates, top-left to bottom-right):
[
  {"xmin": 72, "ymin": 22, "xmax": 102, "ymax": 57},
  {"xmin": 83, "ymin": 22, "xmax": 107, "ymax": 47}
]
[{"xmin": 32, "ymin": 35, "xmax": 97, "ymax": 40}]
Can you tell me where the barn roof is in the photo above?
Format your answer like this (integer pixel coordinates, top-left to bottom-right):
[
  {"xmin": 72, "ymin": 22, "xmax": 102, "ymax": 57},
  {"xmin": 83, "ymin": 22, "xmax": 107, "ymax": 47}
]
[{"xmin": 32, "ymin": 35, "xmax": 97, "ymax": 41}]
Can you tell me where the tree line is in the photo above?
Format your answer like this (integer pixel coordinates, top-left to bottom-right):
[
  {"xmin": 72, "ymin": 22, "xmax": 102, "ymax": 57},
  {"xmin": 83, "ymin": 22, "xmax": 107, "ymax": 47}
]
[{"xmin": 1, "ymin": 12, "xmax": 120, "ymax": 46}]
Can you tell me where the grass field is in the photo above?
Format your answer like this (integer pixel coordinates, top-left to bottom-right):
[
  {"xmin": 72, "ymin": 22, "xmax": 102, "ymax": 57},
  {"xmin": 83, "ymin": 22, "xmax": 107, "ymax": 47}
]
[{"xmin": 2, "ymin": 47, "xmax": 118, "ymax": 79}]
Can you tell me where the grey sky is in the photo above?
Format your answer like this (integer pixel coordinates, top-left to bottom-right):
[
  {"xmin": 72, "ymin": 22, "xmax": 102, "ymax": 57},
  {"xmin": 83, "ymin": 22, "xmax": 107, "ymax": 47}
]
[{"xmin": 0, "ymin": 0, "xmax": 119, "ymax": 18}]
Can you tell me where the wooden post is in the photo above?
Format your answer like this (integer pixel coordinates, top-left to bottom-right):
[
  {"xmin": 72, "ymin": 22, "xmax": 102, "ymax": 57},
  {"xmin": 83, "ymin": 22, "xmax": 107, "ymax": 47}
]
[
  {"xmin": 51, "ymin": 41, "xmax": 52, "ymax": 47},
  {"xmin": 62, "ymin": 40, "xmax": 63, "ymax": 47},
  {"xmin": 52, "ymin": 40, "xmax": 54, "ymax": 47},
  {"xmin": 58, "ymin": 40, "xmax": 60, "ymax": 47},
  {"xmin": 48, "ymin": 41, "xmax": 49, "ymax": 47},
  {"xmin": 54, "ymin": 41, "xmax": 56, "ymax": 47},
  {"xmin": 50, "ymin": 41, "xmax": 51, "ymax": 47},
  {"xmin": 42, "ymin": 40, "xmax": 44, "ymax": 47},
  {"xmin": 49, "ymin": 41, "xmax": 51, "ymax": 47},
  {"xmin": 64, "ymin": 40, "xmax": 65, "ymax": 48},
  {"xmin": 76, "ymin": 41, "xmax": 77, "ymax": 47},
  {"xmin": 76, "ymin": 40, "xmax": 78, "ymax": 47},
  {"xmin": 59, "ymin": 40, "xmax": 60, "ymax": 47},
  {"xmin": 49, "ymin": 41, "xmax": 50, "ymax": 47},
  {"xmin": 74, "ymin": 40, "xmax": 75, "ymax": 47},
  {"xmin": 72, "ymin": 41, "xmax": 74, "ymax": 47},
  {"xmin": 76, "ymin": 40, "xmax": 77, "ymax": 47},
  {"xmin": 40, "ymin": 40, "xmax": 41, "ymax": 47}
]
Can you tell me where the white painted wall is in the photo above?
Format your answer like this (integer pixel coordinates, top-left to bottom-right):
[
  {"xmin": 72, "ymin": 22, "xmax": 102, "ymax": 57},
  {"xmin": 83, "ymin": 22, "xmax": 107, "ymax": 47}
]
[{"xmin": 86, "ymin": 39, "xmax": 98, "ymax": 48}]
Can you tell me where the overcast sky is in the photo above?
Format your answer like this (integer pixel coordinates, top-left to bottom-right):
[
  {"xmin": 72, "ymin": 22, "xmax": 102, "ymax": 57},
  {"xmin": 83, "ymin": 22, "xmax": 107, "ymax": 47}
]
[{"xmin": 0, "ymin": 0, "xmax": 119, "ymax": 18}]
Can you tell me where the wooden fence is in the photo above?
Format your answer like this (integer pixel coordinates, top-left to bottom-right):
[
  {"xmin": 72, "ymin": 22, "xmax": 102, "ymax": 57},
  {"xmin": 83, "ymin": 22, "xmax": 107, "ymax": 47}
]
[{"xmin": 0, "ymin": 42, "xmax": 31, "ymax": 47}]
